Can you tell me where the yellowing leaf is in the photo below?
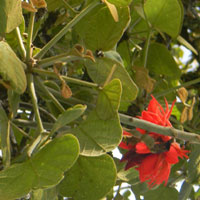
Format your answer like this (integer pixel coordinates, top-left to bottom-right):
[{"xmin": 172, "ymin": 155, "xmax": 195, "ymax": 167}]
[{"xmin": 103, "ymin": 0, "xmax": 119, "ymax": 22}]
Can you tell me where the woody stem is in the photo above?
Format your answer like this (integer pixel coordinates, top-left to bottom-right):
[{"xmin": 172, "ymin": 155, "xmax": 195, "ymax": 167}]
[{"xmin": 119, "ymin": 113, "xmax": 200, "ymax": 144}]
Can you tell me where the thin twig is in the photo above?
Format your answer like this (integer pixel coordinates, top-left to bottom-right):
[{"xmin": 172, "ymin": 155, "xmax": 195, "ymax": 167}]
[{"xmin": 34, "ymin": 1, "xmax": 100, "ymax": 59}]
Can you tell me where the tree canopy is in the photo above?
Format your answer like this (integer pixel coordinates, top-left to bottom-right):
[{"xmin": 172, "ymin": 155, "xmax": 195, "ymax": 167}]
[{"xmin": 0, "ymin": 0, "xmax": 200, "ymax": 199}]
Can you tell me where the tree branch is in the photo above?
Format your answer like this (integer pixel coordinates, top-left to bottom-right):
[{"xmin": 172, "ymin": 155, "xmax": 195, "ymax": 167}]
[{"xmin": 119, "ymin": 113, "xmax": 200, "ymax": 144}]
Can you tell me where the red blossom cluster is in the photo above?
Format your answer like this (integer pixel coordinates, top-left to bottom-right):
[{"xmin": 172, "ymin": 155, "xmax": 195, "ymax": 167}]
[{"xmin": 119, "ymin": 96, "xmax": 189, "ymax": 187}]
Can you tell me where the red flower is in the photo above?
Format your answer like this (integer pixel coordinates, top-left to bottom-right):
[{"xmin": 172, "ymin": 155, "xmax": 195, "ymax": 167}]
[{"xmin": 119, "ymin": 96, "xmax": 189, "ymax": 187}]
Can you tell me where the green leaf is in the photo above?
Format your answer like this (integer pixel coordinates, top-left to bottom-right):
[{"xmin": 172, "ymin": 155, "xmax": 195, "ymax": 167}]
[
  {"xmin": 96, "ymin": 79, "xmax": 121, "ymax": 119},
  {"xmin": 0, "ymin": 0, "xmax": 23, "ymax": 35},
  {"xmin": 0, "ymin": 134, "xmax": 79, "ymax": 200},
  {"xmin": 188, "ymin": 144, "xmax": 200, "ymax": 183},
  {"xmin": 0, "ymin": 41, "xmax": 27, "ymax": 94},
  {"xmin": 58, "ymin": 154, "xmax": 117, "ymax": 200},
  {"xmin": 179, "ymin": 181, "xmax": 193, "ymax": 200},
  {"xmin": 7, "ymin": 90, "xmax": 20, "ymax": 117},
  {"xmin": 144, "ymin": 0, "xmax": 183, "ymax": 38},
  {"xmin": 146, "ymin": 43, "xmax": 181, "ymax": 79},
  {"xmin": 71, "ymin": 79, "xmax": 122, "ymax": 156},
  {"xmin": 118, "ymin": 167, "xmax": 140, "ymax": 185},
  {"xmin": 107, "ymin": 0, "xmax": 132, "ymax": 6},
  {"xmin": 177, "ymin": 35, "xmax": 198, "ymax": 55},
  {"xmin": 143, "ymin": 185, "xmax": 178, "ymax": 200},
  {"xmin": 85, "ymin": 51, "xmax": 138, "ymax": 104},
  {"xmin": 32, "ymin": 188, "xmax": 58, "ymax": 200},
  {"xmin": 45, "ymin": 0, "xmax": 83, "ymax": 12},
  {"xmin": 75, "ymin": 4, "xmax": 130, "ymax": 51},
  {"xmin": 50, "ymin": 104, "xmax": 87, "ymax": 134},
  {"xmin": 0, "ymin": 106, "xmax": 11, "ymax": 168}
]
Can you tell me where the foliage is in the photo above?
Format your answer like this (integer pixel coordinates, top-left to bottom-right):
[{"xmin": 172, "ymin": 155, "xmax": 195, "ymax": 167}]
[{"xmin": 0, "ymin": 0, "xmax": 200, "ymax": 199}]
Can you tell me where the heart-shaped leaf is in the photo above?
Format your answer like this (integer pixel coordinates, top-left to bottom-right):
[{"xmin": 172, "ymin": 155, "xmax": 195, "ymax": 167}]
[
  {"xmin": 75, "ymin": 4, "xmax": 130, "ymax": 51},
  {"xmin": 85, "ymin": 51, "xmax": 138, "ymax": 105},
  {"xmin": 144, "ymin": 0, "xmax": 183, "ymax": 38},
  {"xmin": 0, "ymin": 134, "xmax": 79, "ymax": 200},
  {"xmin": 58, "ymin": 154, "xmax": 117, "ymax": 200},
  {"xmin": 71, "ymin": 79, "xmax": 122, "ymax": 156}
]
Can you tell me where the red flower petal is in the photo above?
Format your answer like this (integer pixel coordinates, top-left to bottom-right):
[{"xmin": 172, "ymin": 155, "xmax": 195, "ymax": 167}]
[
  {"xmin": 165, "ymin": 144, "xmax": 179, "ymax": 164},
  {"xmin": 119, "ymin": 141, "xmax": 134, "ymax": 150},
  {"xmin": 136, "ymin": 142, "xmax": 151, "ymax": 154}
]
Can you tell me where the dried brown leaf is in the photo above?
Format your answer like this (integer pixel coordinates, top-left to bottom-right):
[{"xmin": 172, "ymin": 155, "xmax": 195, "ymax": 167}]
[
  {"xmin": 188, "ymin": 97, "xmax": 196, "ymax": 121},
  {"xmin": 180, "ymin": 106, "xmax": 188, "ymax": 123},
  {"xmin": 177, "ymin": 87, "xmax": 188, "ymax": 104},
  {"xmin": 30, "ymin": 0, "xmax": 47, "ymax": 8},
  {"xmin": 61, "ymin": 81, "xmax": 72, "ymax": 99},
  {"xmin": 22, "ymin": 2, "xmax": 37, "ymax": 12},
  {"xmin": 133, "ymin": 66, "xmax": 156, "ymax": 93}
]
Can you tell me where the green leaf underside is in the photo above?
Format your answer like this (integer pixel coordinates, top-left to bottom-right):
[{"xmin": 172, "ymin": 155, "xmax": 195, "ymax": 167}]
[
  {"xmin": 0, "ymin": 41, "xmax": 27, "ymax": 94},
  {"xmin": 31, "ymin": 187, "xmax": 58, "ymax": 200},
  {"xmin": 0, "ymin": 106, "xmax": 10, "ymax": 168},
  {"xmin": 146, "ymin": 43, "xmax": 181, "ymax": 79},
  {"xmin": 50, "ymin": 104, "xmax": 87, "ymax": 134},
  {"xmin": 0, "ymin": 135, "xmax": 79, "ymax": 200},
  {"xmin": 188, "ymin": 144, "xmax": 200, "ymax": 184},
  {"xmin": 58, "ymin": 154, "xmax": 117, "ymax": 200},
  {"xmin": 0, "ymin": 0, "xmax": 23, "ymax": 35},
  {"xmin": 179, "ymin": 181, "xmax": 193, "ymax": 200},
  {"xmin": 144, "ymin": 0, "xmax": 183, "ymax": 38},
  {"xmin": 75, "ymin": 4, "xmax": 130, "ymax": 51},
  {"xmin": 143, "ymin": 185, "xmax": 179, "ymax": 200},
  {"xmin": 85, "ymin": 51, "xmax": 138, "ymax": 104},
  {"xmin": 71, "ymin": 79, "xmax": 122, "ymax": 156}
]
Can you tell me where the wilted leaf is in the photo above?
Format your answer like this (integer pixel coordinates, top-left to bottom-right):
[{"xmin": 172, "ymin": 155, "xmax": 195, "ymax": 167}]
[
  {"xmin": 61, "ymin": 81, "xmax": 72, "ymax": 99},
  {"xmin": 177, "ymin": 87, "xmax": 188, "ymax": 104},
  {"xmin": 180, "ymin": 106, "xmax": 188, "ymax": 123},
  {"xmin": 0, "ymin": 41, "xmax": 27, "ymax": 94},
  {"xmin": 58, "ymin": 155, "xmax": 117, "ymax": 200},
  {"xmin": 133, "ymin": 66, "xmax": 156, "ymax": 93},
  {"xmin": 21, "ymin": 1, "xmax": 37, "ymax": 12},
  {"xmin": 31, "ymin": 0, "xmax": 47, "ymax": 8},
  {"xmin": 0, "ymin": 135, "xmax": 79, "ymax": 200},
  {"xmin": 188, "ymin": 97, "xmax": 196, "ymax": 121}
]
